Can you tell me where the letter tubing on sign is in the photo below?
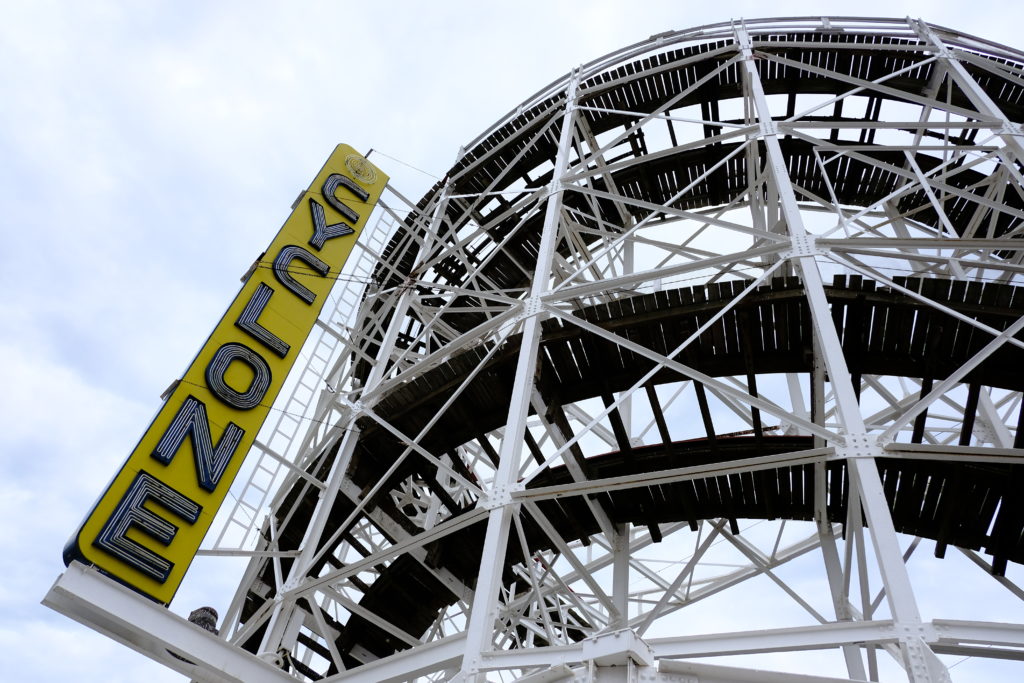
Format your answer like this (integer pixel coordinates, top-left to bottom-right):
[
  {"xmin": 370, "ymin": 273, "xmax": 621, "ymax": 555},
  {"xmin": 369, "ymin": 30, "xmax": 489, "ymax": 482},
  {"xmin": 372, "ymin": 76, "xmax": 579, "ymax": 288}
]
[
  {"xmin": 93, "ymin": 472, "xmax": 201, "ymax": 583},
  {"xmin": 323, "ymin": 172, "xmax": 369, "ymax": 221},
  {"xmin": 205, "ymin": 342, "xmax": 272, "ymax": 411},
  {"xmin": 308, "ymin": 198, "xmax": 355, "ymax": 251},
  {"xmin": 65, "ymin": 144, "xmax": 387, "ymax": 604},
  {"xmin": 273, "ymin": 245, "xmax": 329, "ymax": 304},
  {"xmin": 236, "ymin": 282, "xmax": 290, "ymax": 358},
  {"xmin": 151, "ymin": 396, "xmax": 244, "ymax": 493}
]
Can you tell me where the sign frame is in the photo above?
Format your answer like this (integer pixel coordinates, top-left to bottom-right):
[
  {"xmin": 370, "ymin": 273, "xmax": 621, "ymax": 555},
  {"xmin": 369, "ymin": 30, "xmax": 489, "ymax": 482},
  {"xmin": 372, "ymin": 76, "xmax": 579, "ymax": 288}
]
[{"xmin": 64, "ymin": 144, "xmax": 388, "ymax": 604}]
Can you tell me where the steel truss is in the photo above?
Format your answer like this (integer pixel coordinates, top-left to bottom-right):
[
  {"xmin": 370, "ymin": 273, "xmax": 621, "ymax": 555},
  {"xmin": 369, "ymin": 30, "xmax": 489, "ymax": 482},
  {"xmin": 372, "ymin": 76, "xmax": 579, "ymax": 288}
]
[{"xmin": 53, "ymin": 16, "xmax": 1024, "ymax": 683}]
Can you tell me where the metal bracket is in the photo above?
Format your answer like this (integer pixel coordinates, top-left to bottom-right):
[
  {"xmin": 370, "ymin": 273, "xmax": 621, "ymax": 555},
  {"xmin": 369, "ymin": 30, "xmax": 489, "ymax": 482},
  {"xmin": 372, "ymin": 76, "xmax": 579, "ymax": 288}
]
[
  {"xmin": 581, "ymin": 628, "xmax": 654, "ymax": 667},
  {"xmin": 835, "ymin": 433, "xmax": 878, "ymax": 459},
  {"xmin": 515, "ymin": 297, "xmax": 544, "ymax": 324},
  {"xmin": 480, "ymin": 483, "xmax": 517, "ymax": 510},
  {"xmin": 336, "ymin": 396, "xmax": 365, "ymax": 415},
  {"xmin": 1001, "ymin": 122, "xmax": 1024, "ymax": 137},
  {"xmin": 902, "ymin": 634, "xmax": 952, "ymax": 683},
  {"xmin": 780, "ymin": 233, "xmax": 825, "ymax": 262}
]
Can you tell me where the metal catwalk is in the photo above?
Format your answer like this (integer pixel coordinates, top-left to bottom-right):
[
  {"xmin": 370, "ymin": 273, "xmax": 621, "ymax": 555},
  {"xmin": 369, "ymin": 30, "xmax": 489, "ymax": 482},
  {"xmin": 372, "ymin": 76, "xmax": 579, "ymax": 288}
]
[{"xmin": 211, "ymin": 17, "xmax": 1024, "ymax": 682}]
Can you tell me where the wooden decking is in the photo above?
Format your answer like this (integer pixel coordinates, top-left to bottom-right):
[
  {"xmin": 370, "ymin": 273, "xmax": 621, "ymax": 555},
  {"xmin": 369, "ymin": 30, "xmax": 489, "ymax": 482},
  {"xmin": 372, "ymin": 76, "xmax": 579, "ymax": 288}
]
[
  {"xmin": 235, "ymin": 29, "xmax": 1024, "ymax": 676},
  {"xmin": 238, "ymin": 276, "xmax": 1024, "ymax": 670}
]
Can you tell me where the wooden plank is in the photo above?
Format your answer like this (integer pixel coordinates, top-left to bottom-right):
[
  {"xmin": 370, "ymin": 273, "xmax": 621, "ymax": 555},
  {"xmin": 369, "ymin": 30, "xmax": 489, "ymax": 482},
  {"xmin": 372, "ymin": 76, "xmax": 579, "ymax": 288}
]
[
  {"xmin": 911, "ymin": 376, "xmax": 932, "ymax": 444},
  {"xmin": 694, "ymin": 381, "xmax": 718, "ymax": 448},
  {"xmin": 774, "ymin": 283, "xmax": 792, "ymax": 352},
  {"xmin": 934, "ymin": 467, "xmax": 966, "ymax": 559},
  {"xmin": 646, "ymin": 384, "xmax": 699, "ymax": 531},
  {"xmin": 523, "ymin": 428, "xmax": 546, "ymax": 466},
  {"xmin": 477, "ymin": 434, "xmax": 500, "ymax": 467},
  {"xmin": 601, "ymin": 392, "xmax": 634, "ymax": 458},
  {"xmin": 989, "ymin": 467, "xmax": 1024, "ymax": 575},
  {"xmin": 960, "ymin": 383, "xmax": 981, "ymax": 446},
  {"xmin": 777, "ymin": 466, "xmax": 793, "ymax": 518}
]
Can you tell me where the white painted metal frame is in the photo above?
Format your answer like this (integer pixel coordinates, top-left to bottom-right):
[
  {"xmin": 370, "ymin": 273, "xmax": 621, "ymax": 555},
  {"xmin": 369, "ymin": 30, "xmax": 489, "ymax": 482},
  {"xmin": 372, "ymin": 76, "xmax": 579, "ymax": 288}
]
[{"xmin": 48, "ymin": 16, "xmax": 1024, "ymax": 683}]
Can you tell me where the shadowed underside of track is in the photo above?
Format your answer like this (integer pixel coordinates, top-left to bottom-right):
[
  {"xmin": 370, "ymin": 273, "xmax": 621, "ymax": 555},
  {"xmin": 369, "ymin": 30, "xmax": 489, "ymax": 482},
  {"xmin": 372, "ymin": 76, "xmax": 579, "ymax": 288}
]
[
  {"xmin": 233, "ymin": 29, "xmax": 1024, "ymax": 678},
  {"xmin": 238, "ymin": 276, "xmax": 1024, "ymax": 672},
  {"xmin": 355, "ymin": 31, "xmax": 1024, "ymax": 379}
]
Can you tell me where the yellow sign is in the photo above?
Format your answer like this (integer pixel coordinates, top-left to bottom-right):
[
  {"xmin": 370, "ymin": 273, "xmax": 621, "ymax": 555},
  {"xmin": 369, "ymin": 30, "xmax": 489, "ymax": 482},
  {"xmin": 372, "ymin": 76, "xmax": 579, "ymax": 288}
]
[{"xmin": 64, "ymin": 144, "xmax": 388, "ymax": 604}]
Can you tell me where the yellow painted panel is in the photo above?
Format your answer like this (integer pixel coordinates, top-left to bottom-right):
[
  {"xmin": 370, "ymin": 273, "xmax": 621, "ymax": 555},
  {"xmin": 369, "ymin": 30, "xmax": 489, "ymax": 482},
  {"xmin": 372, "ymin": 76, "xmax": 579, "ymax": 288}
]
[{"xmin": 65, "ymin": 144, "xmax": 388, "ymax": 604}]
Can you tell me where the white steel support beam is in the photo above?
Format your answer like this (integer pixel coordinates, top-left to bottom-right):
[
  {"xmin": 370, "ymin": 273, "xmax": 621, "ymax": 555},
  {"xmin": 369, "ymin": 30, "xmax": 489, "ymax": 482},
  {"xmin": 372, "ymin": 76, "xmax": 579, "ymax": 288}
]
[
  {"xmin": 659, "ymin": 659, "xmax": 880, "ymax": 683},
  {"xmin": 321, "ymin": 634, "xmax": 468, "ymax": 683},
  {"xmin": 257, "ymin": 424, "xmax": 362, "ymax": 656},
  {"xmin": 44, "ymin": 563, "xmax": 295, "ymax": 683},
  {"xmin": 735, "ymin": 24, "xmax": 946, "ymax": 682},
  {"xmin": 258, "ymin": 185, "xmax": 456, "ymax": 658},
  {"xmin": 650, "ymin": 619, "xmax": 913, "ymax": 658},
  {"xmin": 457, "ymin": 71, "xmax": 583, "ymax": 681},
  {"xmin": 612, "ymin": 523, "xmax": 630, "ymax": 628},
  {"xmin": 914, "ymin": 20, "xmax": 1024, "ymax": 166},
  {"xmin": 290, "ymin": 507, "xmax": 489, "ymax": 600}
]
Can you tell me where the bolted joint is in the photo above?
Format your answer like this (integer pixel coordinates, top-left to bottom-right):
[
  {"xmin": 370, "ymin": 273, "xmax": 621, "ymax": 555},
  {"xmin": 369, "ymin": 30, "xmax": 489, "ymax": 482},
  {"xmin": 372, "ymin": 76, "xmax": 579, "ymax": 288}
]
[
  {"xmin": 580, "ymin": 628, "xmax": 654, "ymax": 667},
  {"xmin": 336, "ymin": 396, "xmax": 365, "ymax": 415},
  {"xmin": 544, "ymin": 177, "xmax": 570, "ymax": 200},
  {"xmin": 786, "ymin": 233, "xmax": 819, "ymax": 258},
  {"xmin": 515, "ymin": 297, "xmax": 544, "ymax": 323},
  {"xmin": 834, "ymin": 432, "xmax": 880, "ymax": 460},
  {"xmin": 1001, "ymin": 122, "xmax": 1023, "ymax": 137},
  {"xmin": 258, "ymin": 650, "xmax": 288, "ymax": 669},
  {"xmin": 480, "ymin": 485, "xmax": 515, "ymax": 510},
  {"xmin": 900, "ymin": 634, "xmax": 950, "ymax": 683},
  {"xmin": 895, "ymin": 621, "xmax": 937, "ymax": 640}
]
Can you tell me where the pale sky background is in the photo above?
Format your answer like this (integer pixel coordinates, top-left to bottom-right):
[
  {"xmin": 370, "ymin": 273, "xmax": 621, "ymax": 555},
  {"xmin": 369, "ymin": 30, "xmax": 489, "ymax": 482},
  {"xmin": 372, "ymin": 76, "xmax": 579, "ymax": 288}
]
[{"xmin": 4, "ymin": 1, "xmax": 1024, "ymax": 681}]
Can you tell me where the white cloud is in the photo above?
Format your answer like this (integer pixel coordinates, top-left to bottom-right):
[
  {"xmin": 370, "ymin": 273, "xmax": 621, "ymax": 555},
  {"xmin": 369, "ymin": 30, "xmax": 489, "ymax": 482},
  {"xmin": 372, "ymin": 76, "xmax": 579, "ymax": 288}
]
[
  {"xmin": 0, "ymin": 619, "xmax": 181, "ymax": 683},
  {"xmin": 5, "ymin": 1, "xmax": 1024, "ymax": 680}
]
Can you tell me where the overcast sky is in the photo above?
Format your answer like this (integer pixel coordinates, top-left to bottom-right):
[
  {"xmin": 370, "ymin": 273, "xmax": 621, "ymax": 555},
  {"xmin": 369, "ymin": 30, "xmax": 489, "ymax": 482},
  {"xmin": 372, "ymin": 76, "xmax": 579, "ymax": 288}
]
[{"xmin": 4, "ymin": 1, "xmax": 1024, "ymax": 681}]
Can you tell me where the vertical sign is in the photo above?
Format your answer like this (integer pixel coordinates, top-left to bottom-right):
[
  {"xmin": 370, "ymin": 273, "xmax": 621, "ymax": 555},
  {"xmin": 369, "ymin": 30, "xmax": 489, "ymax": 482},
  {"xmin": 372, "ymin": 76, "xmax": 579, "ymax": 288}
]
[{"xmin": 65, "ymin": 144, "xmax": 388, "ymax": 604}]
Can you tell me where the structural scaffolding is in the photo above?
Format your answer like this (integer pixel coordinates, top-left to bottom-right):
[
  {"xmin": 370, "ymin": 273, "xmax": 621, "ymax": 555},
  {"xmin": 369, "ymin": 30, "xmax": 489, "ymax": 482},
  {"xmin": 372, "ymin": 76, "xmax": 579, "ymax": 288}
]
[{"xmin": 51, "ymin": 16, "xmax": 1024, "ymax": 683}]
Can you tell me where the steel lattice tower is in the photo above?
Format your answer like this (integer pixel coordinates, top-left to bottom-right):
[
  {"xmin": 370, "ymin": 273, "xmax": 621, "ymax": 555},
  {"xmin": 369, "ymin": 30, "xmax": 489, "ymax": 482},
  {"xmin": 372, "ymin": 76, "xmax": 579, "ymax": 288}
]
[{"xmin": 174, "ymin": 17, "xmax": 1024, "ymax": 683}]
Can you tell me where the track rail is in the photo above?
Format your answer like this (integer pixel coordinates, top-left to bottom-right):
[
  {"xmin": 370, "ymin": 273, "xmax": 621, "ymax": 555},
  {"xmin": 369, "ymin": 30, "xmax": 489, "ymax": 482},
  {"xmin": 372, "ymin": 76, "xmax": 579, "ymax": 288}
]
[{"xmin": 221, "ymin": 18, "xmax": 1024, "ymax": 682}]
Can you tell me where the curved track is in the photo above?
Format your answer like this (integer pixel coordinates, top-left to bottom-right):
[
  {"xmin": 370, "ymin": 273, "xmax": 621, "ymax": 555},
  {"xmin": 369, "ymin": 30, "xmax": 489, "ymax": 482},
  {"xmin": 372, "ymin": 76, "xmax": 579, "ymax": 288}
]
[
  {"xmin": 241, "ymin": 277, "xmax": 1024, "ymax": 668},
  {"xmin": 221, "ymin": 18, "xmax": 1024, "ymax": 682}
]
